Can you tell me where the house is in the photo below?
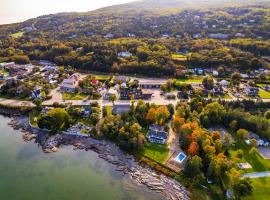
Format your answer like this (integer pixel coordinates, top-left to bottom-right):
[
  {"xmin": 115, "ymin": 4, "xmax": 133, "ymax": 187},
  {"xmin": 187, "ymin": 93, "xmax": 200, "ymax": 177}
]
[
  {"xmin": 104, "ymin": 88, "xmax": 118, "ymax": 100},
  {"xmin": 212, "ymin": 70, "xmax": 219, "ymax": 76},
  {"xmin": 139, "ymin": 79, "xmax": 165, "ymax": 89},
  {"xmin": 235, "ymin": 33, "xmax": 245, "ymax": 38},
  {"xmin": 61, "ymin": 79, "xmax": 77, "ymax": 93},
  {"xmin": 147, "ymin": 124, "xmax": 168, "ymax": 144},
  {"xmin": 165, "ymin": 93, "xmax": 176, "ymax": 99},
  {"xmin": 142, "ymin": 89, "xmax": 153, "ymax": 100},
  {"xmin": 127, "ymin": 33, "xmax": 136, "ymax": 37},
  {"xmin": 104, "ymin": 33, "xmax": 114, "ymax": 39},
  {"xmin": 245, "ymin": 86, "xmax": 259, "ymax": 97},
  {"xmin": 115, "ymin": 76, "xmax": 128, "ymax": 83},
  {"xmin": 118, "ymin": 51, "xmax": 132, "ymax": 58},
  {"xmin": 162, "ymin": 34, "xmax": 169, "ymax": 38},
  {"xmin": 81, "ymin": 107, "xmax": 91, "ymax": 117},
  {"xmin": 119, "ymin": 87, "xmax": 142, "ymax": 100},
  {"xmin": 39, "ymin": 60, "xmax": 55, "ymax": 66},
  {"xmin": 220, "ymin": 80, "xmax": 229, "ymax": 87},
  {"xmin": 76, "ymin": 47, "xmax": 84, "ymax": 52},
  {"xmin": 60, "ymin": 74, "xmax": 81, "ymax": 93},
  {"xmin": 193, "ymin": 33, "xmax": 202, "ymax": 39},
  {"xmin": 240, "ymin": 74, "xmax": 249, "ymax": 79},
  {"xmin": 212, "ymin": 86, "xmax": 224, "ymax": 96},
  {"xmin": 209, "ymin": 33, "xmax": 229, "ymax": 39},
  {"xmin": 42, "ymin": 65, "xmax": 57, "ymax": 72},
  {"xmin": 0, "ymin": 62, "xmax": 15, "ymax": 69},
  {"xmin": 31, "ymin": 86, "xmax": 42, "ymax": 99},
  {"xmin": 194, "ymin": 68, "xmax": 204, "ymax": 75},
  {"xmin": 112, "ymin": 104, "xmax": 131, "ymax": 115},
  {"xmin": 202, "ymin": 89, "xmax": 209, "ymax": 97},
  {"xmin": 178, "ymin": 91, "xmax": 189, "ymax": 99}
]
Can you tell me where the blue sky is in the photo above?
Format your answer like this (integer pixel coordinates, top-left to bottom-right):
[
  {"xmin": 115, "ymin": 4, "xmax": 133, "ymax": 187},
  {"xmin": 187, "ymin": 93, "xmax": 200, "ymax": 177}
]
[{"xmin": 0, "ymin": 0, "xmax": 136, "ymax": 24}]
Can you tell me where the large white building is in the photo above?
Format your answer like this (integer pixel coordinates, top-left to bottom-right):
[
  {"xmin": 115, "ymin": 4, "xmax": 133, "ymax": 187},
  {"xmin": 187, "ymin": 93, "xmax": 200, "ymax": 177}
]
[{"xmin": 60, "ymin": 74, "xmax": 81, "ymax": 93}]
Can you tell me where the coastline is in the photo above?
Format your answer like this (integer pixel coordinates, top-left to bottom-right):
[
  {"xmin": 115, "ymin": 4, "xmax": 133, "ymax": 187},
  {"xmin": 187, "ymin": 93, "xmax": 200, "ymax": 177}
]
[{"xmin": 8, "ymin": 114, "xmax": 190, "ymax": 200}]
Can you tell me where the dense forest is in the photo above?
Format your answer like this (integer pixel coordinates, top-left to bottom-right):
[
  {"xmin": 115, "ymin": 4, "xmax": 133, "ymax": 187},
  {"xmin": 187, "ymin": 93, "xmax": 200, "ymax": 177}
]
[{"xmin": 0, "ymin": 0, "xmax": 269, "ymax": 76}]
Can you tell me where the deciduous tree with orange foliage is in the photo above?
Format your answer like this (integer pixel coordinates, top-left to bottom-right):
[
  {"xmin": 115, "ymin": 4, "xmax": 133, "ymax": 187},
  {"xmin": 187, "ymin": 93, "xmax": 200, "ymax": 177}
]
[
  {"xmin": 188, "ymin": 141, "xmax": 199, "ymax": 156},
  {"xmin": 212, "ymin": 131, "xmax": 221, "ymax": 140},
  {"xmin": 146, "ymin": 106, "xmax": 170, "ymax": 125},
  {"xmin": 146, "ymin": 108, "xmax": 156, "ymax": 123},
  {"xmin": 172, "ymin": 116, "xmax": 185, "ymax": 133}
]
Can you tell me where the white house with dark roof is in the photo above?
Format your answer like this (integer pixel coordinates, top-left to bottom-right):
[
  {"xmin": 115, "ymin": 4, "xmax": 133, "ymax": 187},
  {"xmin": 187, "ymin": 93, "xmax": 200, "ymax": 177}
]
[
  {"xmin": 60, "ymin": 74, "xmax": 81, "ymax": 93},
  {"xmin": 147, "ymin": 124, "xmax": 168, "ymax": 144}
]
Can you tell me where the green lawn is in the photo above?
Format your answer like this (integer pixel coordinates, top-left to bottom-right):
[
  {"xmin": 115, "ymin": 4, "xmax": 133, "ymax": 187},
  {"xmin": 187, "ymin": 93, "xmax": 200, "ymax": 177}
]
[
  {"xmin": 177, "ymin": 77, "xmax": 203, "ymax": 84},
  {"xmin": 243, "ymin": 177, "xmax": 270, "ymax": 200},
  {"xmin": 140, "ymin": 143, "xmax": 169, "ymax": 164},
  {"xmin": 230, "ymin": 141, "xmax": 270, "ymax": 172},
  {"xmin": 172, "ymin": 53, "xmax": 187, "ymax": 61},
  {"xmin": 93, "ymin": 74, "xmax": 110, "ymax": 80},
  {"xmin": 62, "ymin": 92, "xmax": 88, "ymax": 100},
  {"xmin": 259, "ymin": 89, "xmax": 270, "ymax": 99}
]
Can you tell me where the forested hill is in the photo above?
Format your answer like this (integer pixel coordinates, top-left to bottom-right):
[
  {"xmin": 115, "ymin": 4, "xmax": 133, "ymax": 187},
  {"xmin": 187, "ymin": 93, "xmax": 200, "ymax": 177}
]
[
  {"xmin": 0, "ymin": 0, "xmax": 269, "ymax": 77},
  {"xmin": 0, "ymin": 0, "xmax": 269, "ymax": 39}
]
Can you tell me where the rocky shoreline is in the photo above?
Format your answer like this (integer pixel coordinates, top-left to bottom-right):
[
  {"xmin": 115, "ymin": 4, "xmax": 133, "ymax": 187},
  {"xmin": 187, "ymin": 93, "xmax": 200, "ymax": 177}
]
[{"xmin": 8, "ymin": 116, "xmax": 190, "ymax": 200}]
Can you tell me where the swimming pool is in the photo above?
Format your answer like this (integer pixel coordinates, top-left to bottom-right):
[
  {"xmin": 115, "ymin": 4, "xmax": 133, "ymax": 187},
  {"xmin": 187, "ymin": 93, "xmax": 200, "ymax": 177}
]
[{"xmin": 174, "ymin": 152, "xmax": 187, "ymax": 163}]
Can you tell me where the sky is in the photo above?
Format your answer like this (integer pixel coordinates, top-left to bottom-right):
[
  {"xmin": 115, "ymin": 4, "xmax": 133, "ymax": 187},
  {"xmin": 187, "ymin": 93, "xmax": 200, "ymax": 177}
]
[{"xmin": 0, "ymin": 0, "xmax": 136, "ymax": 25}]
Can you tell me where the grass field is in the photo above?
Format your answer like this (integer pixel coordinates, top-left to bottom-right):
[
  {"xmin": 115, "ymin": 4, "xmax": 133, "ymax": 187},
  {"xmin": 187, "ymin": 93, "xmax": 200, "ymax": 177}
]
[
  {"xmin": 172, "ymin": 53, "xmax": 187, "ymax": 61},
  {"xmin": 259, "ymin": 89, "xmax": 270, "ymax": 99},
  {"xmin": 243, "ymin": 177, "xmax": 270, "ymax": 200},
  {"xmin": 62, "ymin": 92, "xmax": 88, "ymax": 100},
  {"xmin": 91, "ymin": 74, "xmax": 110, "ymax": 80},
  {"xmin": 230, "ymin": 141, "xmax": 270, "ymax": 173},
  {"xmin": 177, "ymin": 77, "xmax": 203, "ymax": 84},
  {"xmin": 140, "ymin": 143, "xmax": 169, "ymax": 164}
]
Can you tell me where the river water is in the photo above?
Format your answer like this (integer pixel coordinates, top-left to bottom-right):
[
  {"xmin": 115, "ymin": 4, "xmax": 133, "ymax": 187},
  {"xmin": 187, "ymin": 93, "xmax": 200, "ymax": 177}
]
[{"xmin": 0, "ymin": 115, "xmax": 164, "ymax": 200}]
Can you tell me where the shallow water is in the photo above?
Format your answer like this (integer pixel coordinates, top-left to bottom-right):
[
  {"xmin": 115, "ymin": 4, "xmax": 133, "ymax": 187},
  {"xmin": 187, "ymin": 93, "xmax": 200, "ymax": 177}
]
[{"xmin": 0, "ymin": 115, "xmax": 163, "ymax": 200}]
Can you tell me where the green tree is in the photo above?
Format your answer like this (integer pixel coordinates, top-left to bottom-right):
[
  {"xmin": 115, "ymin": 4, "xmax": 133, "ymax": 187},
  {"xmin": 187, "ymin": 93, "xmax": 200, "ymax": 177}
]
[
  {"xmin": 38, "ymin": 108, "xmax": 71, "ymax": 133},
  {"xmin": 109, "ymin": 94, "xmax": 117, "ymax": 105},
  {"xmin": 233, "ymin": 179, "xmax": 253, "ymax": 200},
  {"xmin": 231, "ymin": 72, "xmax": 241, "ymax": 86},
  {"xmin": 202, "ymin": 76, "xmax": 214, "ymax": 90},
  {"xmin": 264, "ymin": 110, "xmax": 270, "ymax": 119},
  {"xmin": 90, "ymin": 113, "xmax": 100, "ymax": 125},
  {"xmin": 236, "ymin": 129, "xmax": 249, "ymax": 140},
  {"xmin": 184, "ymin": 155, "xmax": 203, "ymax": 179},
  {"xmin": 202, "ymin": 102, "xmax": 226, "ymax": 125}
]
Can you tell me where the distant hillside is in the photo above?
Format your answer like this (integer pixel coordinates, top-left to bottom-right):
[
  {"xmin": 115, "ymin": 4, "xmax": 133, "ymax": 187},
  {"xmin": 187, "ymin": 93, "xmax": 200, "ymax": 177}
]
[
  {"xmin": 0, "ymin": 0, "xmax": 269, "ymax": 77},
  {"xmin": 92, "ymin": 0, "xmax": 270, "ymax": 14}
]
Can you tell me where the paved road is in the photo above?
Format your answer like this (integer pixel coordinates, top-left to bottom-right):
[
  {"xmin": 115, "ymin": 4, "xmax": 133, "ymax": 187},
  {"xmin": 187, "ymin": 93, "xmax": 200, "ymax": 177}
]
[{"xmin": 242, "ymin": 171, "xmax": 270, "ymax": 179}]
